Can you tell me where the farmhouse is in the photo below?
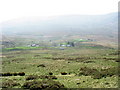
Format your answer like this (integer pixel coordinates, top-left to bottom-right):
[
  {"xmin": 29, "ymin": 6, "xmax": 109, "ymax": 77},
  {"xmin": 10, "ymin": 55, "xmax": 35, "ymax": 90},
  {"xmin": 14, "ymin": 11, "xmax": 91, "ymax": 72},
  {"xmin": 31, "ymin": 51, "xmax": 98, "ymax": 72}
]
[
  {"xmin": 59, "ymin": 42, "xmax": 75, "ymax": 47},
  {"xmin": 28, "ymin": 44, "xmax": 40, "ymax": 47}
]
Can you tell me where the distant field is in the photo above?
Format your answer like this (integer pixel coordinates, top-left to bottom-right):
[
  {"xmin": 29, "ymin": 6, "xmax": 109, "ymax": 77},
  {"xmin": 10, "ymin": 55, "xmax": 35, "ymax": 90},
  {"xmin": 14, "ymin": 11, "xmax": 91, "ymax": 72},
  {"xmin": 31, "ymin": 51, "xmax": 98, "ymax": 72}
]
[
  {"xmin": 1, "ymin": 46, "xmax": 119, "ymax": 88},
  {"xmin": 2, "ymin": 47, "xmax": 43, "ymax": 51}
]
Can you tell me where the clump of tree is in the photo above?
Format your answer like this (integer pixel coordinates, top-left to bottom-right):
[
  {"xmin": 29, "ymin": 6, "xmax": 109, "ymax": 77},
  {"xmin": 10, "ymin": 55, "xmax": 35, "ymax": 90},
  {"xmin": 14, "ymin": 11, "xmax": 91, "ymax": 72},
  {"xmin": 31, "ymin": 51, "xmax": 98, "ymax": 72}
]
[
  {"xmin": 60, "ymin": 41, "xmax": 75, "ymax": 47},
  {"xmin": 67, "ymin": 41, "xmax": 75, "ymax": 47}
]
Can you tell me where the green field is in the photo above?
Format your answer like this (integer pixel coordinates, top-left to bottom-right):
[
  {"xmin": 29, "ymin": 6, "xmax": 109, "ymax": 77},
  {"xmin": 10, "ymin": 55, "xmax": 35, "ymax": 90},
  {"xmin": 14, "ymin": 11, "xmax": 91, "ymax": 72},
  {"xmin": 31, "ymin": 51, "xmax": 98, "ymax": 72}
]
[{"xmin": 1, "ymin": 46, "xmax": 119, "ymax": 89}]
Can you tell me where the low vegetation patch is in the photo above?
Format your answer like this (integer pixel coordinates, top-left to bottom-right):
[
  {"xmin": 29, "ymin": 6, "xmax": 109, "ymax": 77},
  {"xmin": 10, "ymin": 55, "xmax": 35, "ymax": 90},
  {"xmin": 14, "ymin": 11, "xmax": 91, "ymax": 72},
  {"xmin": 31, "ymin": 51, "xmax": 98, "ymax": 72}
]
[
  {"xmin": 83, "ymin": 60, "xmax": 95, "ymax": 63},
  {"xmin": 26, "ymin": 75, "xmax": 39, "ymax": 80},
  {"xmin": 12, "ymin": 58, "xmax": 25, "ymax": 62},
  {"xmin": 1, "ymin": 72, "xmax": 25, "ymax": 76},
  {"xmin": 37, "ymin": 64, "xmax": 46, "ymax": 67},
  {"xmin": 1, "ymin": 72, "xmax": 12, "ymax": 76},
  {"xmin": 22, "ymin": 80, "xmax": 65, "ymax": 89},
  {"xmin": 1, "ymin": 80, "xmax": 20, "ymax": 88},
  {"xmin": 102, "ymin": 57, "xmax": 118, "ymax": 61},
  {"xmin": 49, "ymin": 72, "xmax": 53, "ymax": 75},
  {"xmin": 6, "ymin": 56, "xmax": 15, "ymax": 58},
  {"xmin": 39, "ymin": 75, "xmax": 57, "ymax": 80},
  {"xmin": 34, "ymin": 55, "xmax": 41, "ymax": 57},
  {"xmin": 79, "ymin": 67, "xmax": 118, "ymax": 79},
  {"xmin": 61, "ymin": 72, "xmax": 68, "ymax": 75}
]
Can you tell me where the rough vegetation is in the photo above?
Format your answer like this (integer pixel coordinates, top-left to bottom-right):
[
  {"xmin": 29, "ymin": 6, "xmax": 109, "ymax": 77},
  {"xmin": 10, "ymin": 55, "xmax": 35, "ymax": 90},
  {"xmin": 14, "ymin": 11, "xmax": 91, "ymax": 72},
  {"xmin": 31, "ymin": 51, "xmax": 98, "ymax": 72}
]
[
  {"xmin": 79, "ymin": 67, "xmax": 118, "ymax": 79},
  {"xmin": 1, "ymin": 47, "xmax": 118, "ymax": 88},
  {"xmin": 0, "ymin": 72, "xmax": 25, "ymax": 76},
  {"xmin": 1, "ymin": 80, "xmax": 20, "ymax": 88},
  {"xmin": 22, "ymin": 80, "xmax": 65, "ymax": 89}
]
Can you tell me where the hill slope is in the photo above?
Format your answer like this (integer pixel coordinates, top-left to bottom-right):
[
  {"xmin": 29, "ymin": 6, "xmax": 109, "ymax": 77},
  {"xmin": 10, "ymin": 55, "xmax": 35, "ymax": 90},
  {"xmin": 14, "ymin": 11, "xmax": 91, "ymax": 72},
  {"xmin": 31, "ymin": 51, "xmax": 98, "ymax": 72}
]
[{"xmin": 1, "ymin": 12, "xmax": 118, "ymax": 36}]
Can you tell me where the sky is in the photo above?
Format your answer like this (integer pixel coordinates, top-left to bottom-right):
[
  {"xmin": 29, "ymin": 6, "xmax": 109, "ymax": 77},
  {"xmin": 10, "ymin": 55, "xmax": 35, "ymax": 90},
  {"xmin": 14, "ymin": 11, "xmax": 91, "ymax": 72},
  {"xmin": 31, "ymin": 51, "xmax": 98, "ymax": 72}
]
[{"xmin": 0, "ymin": 0, "xmax": 119, "ymax": 23}]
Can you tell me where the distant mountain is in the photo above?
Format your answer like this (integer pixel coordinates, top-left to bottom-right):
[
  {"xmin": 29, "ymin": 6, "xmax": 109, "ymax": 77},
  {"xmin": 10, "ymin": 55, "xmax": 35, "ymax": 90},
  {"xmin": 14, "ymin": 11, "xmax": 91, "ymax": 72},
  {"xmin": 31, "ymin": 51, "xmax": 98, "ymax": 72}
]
[{"xmin": 1, "ymin": 12, "xmax": 118, "ymax": 36}]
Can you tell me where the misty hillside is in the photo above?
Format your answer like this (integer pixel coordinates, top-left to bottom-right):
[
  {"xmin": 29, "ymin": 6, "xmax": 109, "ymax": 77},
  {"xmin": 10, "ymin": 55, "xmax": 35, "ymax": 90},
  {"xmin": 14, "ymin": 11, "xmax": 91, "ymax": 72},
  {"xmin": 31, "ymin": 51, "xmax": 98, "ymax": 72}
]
[{"xmin": 1, "ymin": 12, "xmax": 118, "ymax": 36}]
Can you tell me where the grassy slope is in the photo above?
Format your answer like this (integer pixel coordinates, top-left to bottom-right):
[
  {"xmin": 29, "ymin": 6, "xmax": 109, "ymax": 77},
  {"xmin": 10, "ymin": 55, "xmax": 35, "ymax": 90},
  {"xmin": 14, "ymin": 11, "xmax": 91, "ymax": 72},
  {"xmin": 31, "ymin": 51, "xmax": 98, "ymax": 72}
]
[{"xmin": 1, "ymin": 47, "xmax": 118, "ymax": 88}]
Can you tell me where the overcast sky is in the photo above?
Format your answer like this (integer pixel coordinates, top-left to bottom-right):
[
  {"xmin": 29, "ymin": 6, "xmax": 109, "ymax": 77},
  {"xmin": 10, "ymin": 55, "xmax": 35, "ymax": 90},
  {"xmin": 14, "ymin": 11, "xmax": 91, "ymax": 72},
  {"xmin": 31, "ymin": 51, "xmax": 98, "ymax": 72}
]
[{"xmin": 0, "ymin": 0, "xmax": 119, "ymax": 23}]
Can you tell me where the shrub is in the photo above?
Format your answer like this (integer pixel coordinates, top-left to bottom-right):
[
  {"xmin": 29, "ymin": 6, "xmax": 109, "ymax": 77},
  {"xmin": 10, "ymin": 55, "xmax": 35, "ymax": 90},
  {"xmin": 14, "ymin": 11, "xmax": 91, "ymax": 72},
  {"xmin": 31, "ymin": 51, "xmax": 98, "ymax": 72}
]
[
  {"xmin": 100, "ymin": 67, "xmax": 118, "ymax": 77},
  {"xmin": 49, "ymin": 72, "xmax": 53, "ymax": 75},
  {"xmin": 18, "ymin": 72, "xmax": 25, "ymax": 76},
  {"xmin": 37, "ymin": 64, "xmax": 45, "ymax": 67},
  {"xmin": 115, "ymin": 59, "xmax": 120, "ymax": 62},
  {"xmin": 22, "ymin": 80, "xmax": 65, "ymax": 89},
  {"xmin": 51, "ymin": 76, "xmax": 57, "ymax": 79},
  {"xmin": 26, "ymin": 75, "xmax": 39, "ymax": 80},
  {"xmin": 12, "ymin": 72, "xmax": 18, "ymax": 76},
  {"xmin": 39, "ymin": 75, "xmax": 57, "ymax": 80},
  {"xmin": 61, "ymin": 72, "xmax": 67, "ymax": 75},
  {"xmin": 79, "ymin": 67, "xmax": 117, "ymax": 79},
  {"xmin": 2, "ymin": 80, "xmax": 20, "ymax": 88},
  {"xmin": 79, "ymin": 67, "xmax": 98, "ymax": 76},
  {"xmin": 1, "ymin": 72, "xmax": 12, "ymax": 76},
  {"xmin": 0, "ymin": 73, "xmax": 2, "ymax": 76},
  {"xmin": 51, "ymin": 56, "xmax": 67, "ymax": 60},
  {"xmin": 1, "ymin": 72, "xmax": 25, "ymax": 76},
  {"xmin": 34, "ymin": 55, "xmax": 41, "ymax": 57},
  {"xmin": 83, "ymin": 61, "xmax": 95, "ymax": 63},
  {"xmin": 12, "ymin": 58, "xmax": 25, "ymax": 62}
]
